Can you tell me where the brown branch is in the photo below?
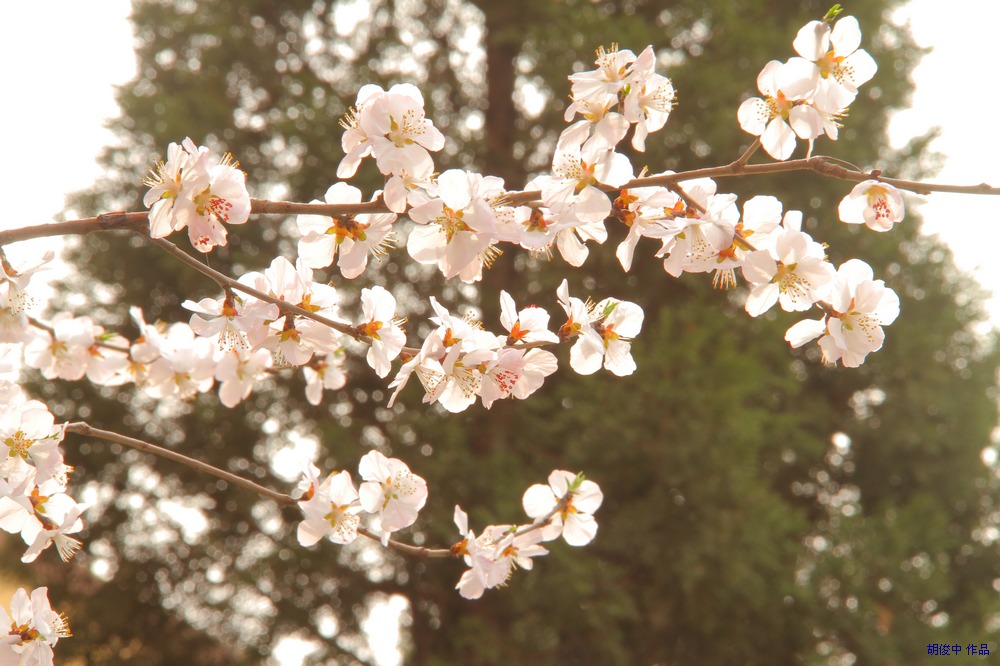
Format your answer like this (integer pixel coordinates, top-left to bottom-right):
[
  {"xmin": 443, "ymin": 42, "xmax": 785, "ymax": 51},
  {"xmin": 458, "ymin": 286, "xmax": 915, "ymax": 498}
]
[
  {"xmin": 64, "ymin": 421, "xmax": 296, "ymax": 507},
  {"xmin": 251, "ymin": 198, "xmax": 391, "ymax": 216},
  {"xmin": 0, "ymin": 212, "xmax": 148, "ymax": 245},
  {"xmin": 6, "ymin": 156, "xmax": 1000, "ymax": 248},
  {"xmin": 146, "ymin": 236, "xmax": 363, "ymax": 341},
  {"xmin": 734, "ymin": 138, "xmax": 762, "ymax": 168},
  {"xmin": 63, "ymin": 421, "xmax": 455, "ymax": 559},
  {"xmin": 667, "ymin": 183, "xmax": 706, "ymax": 215}
]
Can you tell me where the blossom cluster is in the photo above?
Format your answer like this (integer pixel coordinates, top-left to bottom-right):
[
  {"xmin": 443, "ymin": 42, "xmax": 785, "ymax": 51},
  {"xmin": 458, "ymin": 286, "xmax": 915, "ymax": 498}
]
[
  {"xmin": 453, "ymin": 470, "xmax": 603, "ymax": 599},
  {"xmin": 737, "ymin": 14, "xmax": 877, "ymax": 161},
  {"xmin": 0, "ymin": 382, "xmax": 86, "ymax": 565},
  {"xmin": 0, "ymin": 587, "xmax": 69, "ymax": 666},
  {"xmin": 0, "ymin": 9, "xmax": 925, "ymax": 654},
  {"xmin": 143, "ymin": 138, "xmax": 251, "ymax": 252},
  {"xmin": 296, "ymin": 450, "xmax": 428, "ymax": 547},
  {"xmin": 5, "ymin": 240, "xmax": 643, "ymax": 414},
  {"xmin": 128, "ymin": 12, "xmax": 903, "ymax": 376},
  {"xmin": 295, "ymin": 456, "xmax": 603, "ymax": 600},
  {"xmin": 2, "ymin": 255, "xmax": 351, "ymax": 408}
]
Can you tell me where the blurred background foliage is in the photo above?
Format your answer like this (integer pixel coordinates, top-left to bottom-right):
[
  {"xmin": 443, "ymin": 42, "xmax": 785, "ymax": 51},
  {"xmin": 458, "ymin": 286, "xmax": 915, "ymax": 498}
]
[{"xmin": 6, "ymin": 0, "xmax": 999, "ymax": 663}]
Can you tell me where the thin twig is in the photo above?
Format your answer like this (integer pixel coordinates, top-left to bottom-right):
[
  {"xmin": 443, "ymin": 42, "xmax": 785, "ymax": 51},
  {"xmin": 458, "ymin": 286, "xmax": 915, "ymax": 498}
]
[
  {"xmin": 0, "ymin": 212, "xmax": 148, "ymax": 245},
  {"xmin": 62, "ymin": 421, "xmax": 456, "ymax": 559},
  {"xmin": 733, "ymin": 138, "xmax": 761, "ymax": 168},
  {"xmin": 64, "ymin": 421, "xmax": 296, "ymax": 507},
  {"xmin": 667, "ymin": 183, "xmax": 706, "ymax": 215},
  {"xmin": 147, "ymin": 236, "xmax": 362, "ymax": 341}
]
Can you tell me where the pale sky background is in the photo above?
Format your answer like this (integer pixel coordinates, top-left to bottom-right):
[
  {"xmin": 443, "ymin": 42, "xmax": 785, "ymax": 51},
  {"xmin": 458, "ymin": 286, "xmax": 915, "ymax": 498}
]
[{"xmin": 0, "ymin": 0, "xmax": 995, "ymax": 663}]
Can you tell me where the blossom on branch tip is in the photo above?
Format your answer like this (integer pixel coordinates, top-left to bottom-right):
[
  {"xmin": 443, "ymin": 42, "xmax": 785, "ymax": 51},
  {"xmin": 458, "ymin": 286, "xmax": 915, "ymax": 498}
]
[
  {"xmin": 737, "ymin": 61, "xmax": 827, "ymax": 161},
  {"xmin": 214, "ymin": 349, "xmax": 273, "ymax": 408},
  {"xmin": 499, "ymin": 291, "xmax": 558, "ymax": 346},
  {"xmin": 0, "ymin": 250, "xmax": 53, "ymax": 317},
  {"xmin": 303, "ymin": 350, "xmax": 348, "ymax": 406},
  {"xmin": 837, "ymin": 180, "xmax": 904, "ymax": 232},
  {"xmin": 741, "ymin": 212, "xmax": 834, "ymax": 316},
  {"xmin": 522, "ymin": 470, "xmax": 603, "ymax": 546},
  {"xmin": 183, "ymin": 291, "xmax": 278, "ymax": 353},
  {"xmin": 337, "ymin": 83, "xmax": 445, "ymax": 180},
  {"xmin": 407, "ymin": 170, "xmax": 503, "ymax": 283},
  {"xmin": 784, "ymin": 15, "xmax": 877, "ymax": 112},
  {"xmin": 0, "ymin": 398, "xmax": 64, "ymax": 486}
]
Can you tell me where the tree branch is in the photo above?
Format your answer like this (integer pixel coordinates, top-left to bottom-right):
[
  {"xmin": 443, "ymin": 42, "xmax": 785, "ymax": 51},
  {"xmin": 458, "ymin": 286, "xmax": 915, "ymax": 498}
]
[
  {"xmin": 4, "ymin": 156, "xmax": 999, "ymax": 248},
  {"xmin": 62, "ymin": 421, "xmax": 456, "ymax": 559},
  {"xmin": 146, "ymin": 236, "xmax": 362, "ymax": 341}
]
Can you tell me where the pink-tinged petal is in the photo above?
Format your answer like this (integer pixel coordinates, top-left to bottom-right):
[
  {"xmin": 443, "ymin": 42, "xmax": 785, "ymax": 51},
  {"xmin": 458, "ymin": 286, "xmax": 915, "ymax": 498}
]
[
  {"xmin": 382, "ymin": 176, "xmax": 407, "ymax": 213},
  {"xmin": 337, "ymin": 245, "xmax": 369, "ymax": 279},
  {"xmin": 547, "ymin": 470, "xmax": 575, "ymax": 496},
  {"xmin": 439, "ymin": 234, "xmax": 489, "ymax": 279},
  {"xmin": 574, "ymin": 481, "xmax": 603, "ymax": 512},
  {"xmin": 737, "ymin": 97, "xmax": 769, "ymax": 137},
  {"xmin": 793, "ymin": 20, "xmax": 829, "ymax": 61},
  {"xmin": 788, "ymin": 105, "xmax": 824, "ymax": 141},
  {"xmin": 777, "ymin": 57, "xmax": 821, "ymax": 101},
  {"xmin": 557, "ymin": 120, "xmax": 592, "ymax": 150},
  {"xmin": 615, "ymin": 226, "xmax": 642, "ymax": 272},
  {"xmin": 499, "ymin": 291, "xmax": 518, "ymax": 331},
  {"xmin": 843, "ymin": 49, "xmax": 877, "ymax": 89},
  {"xmin": 596, "ymin": 152, "xmax": 634, "ymax": 187},
  {"xmin": 830, "ymin": 16, "xmax": 862, "ymax": 57},
  {"xmin": 420, "ymin": 125, "xmax": 445, "ymax": 152},
  {"xmin": 572, "ymin": 187, "xmax": 613, "ymax": 224},
  {"xmin": 745, "ymin": 284, "xmax": 780, "ymax": 317},
  {"xmin": 742, "ymin": 250, "xmax": 778, "ymax": 285},
  {"xmin": 436, "ymin": 169, "xmax": 474, "ymax": 210},
  {"xmin": 562, "ymin": 513, "xmax": 598, "ymax": 546},
  {"xmin": 603, "ymin": 340, "xmax": 636, "ymax": 376},
  {"xmin": 837, "ymin": 194, "xmax": 866, "ymax": 225},
  {"xmin": 595, "ymin": 113, "xmax": 629, "ymax": 149},
  {"xmin": 755, "ymin": 60, "xmax": 785, "ymax": 96},
  {"xmin": 323, "ymin": 182, "xmax": 363, "ymax": 205},
  {"xmin": 876, "ymin": 289, "xmax": 900, "ymax": 326},
  {"xmin": 785, "ymin": 318, "xmax": 826, "ymax": 348},
  {"xmin": 297, "ymin": 234, "xmax": 338, "ymax": 270},
  {"xmin": 337, "ymin": 145, "xmax": 369, "ymax": 179},
  {"xmin": 406, "ymin": 224, "xmax": 444, "ymax": 265},
  {"xmin": 297, "ymin": 520, "xmax": 327, "ymax": 547},
  {"xmin": 839, "ymin": 258, "xmax": 875, "ymax": 286},
  {"xmin": 814, "ymin": 78, "xmax": 856, "ymax": 112},
  {"xmin": 607, "ymin": 300, "xmax": 644, "ymax": 338},
  {"xmin": 761, "ymin": 119, "xmax": 796, "ymax": 161},
  {"xmin": 522, "ymin": 484, "xmax": 556, "ymax": 518},
  {"xmin": 569, "ymin": 330, "xmax": 605, "ymax": 375},
  {"xmin": 219, "ymin": 376, "xmax": 251, "ymax": 408}
]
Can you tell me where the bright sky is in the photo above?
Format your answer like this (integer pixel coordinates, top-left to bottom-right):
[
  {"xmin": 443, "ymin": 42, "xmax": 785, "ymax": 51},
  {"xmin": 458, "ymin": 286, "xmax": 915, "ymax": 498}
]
[
  {"xmin": 0, "ymin": 0, "xmax": 995, "ymax": 661},
  {"xmin": 888, "ymin": 0, "xmax": 1000, "ymax": 327}
]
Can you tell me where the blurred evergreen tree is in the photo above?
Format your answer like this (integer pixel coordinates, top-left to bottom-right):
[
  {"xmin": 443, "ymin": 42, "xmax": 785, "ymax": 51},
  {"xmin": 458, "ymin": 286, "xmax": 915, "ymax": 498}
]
[{"xmin": 7, "ymin": 0, "xmax": 997, "ymax": 664}]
